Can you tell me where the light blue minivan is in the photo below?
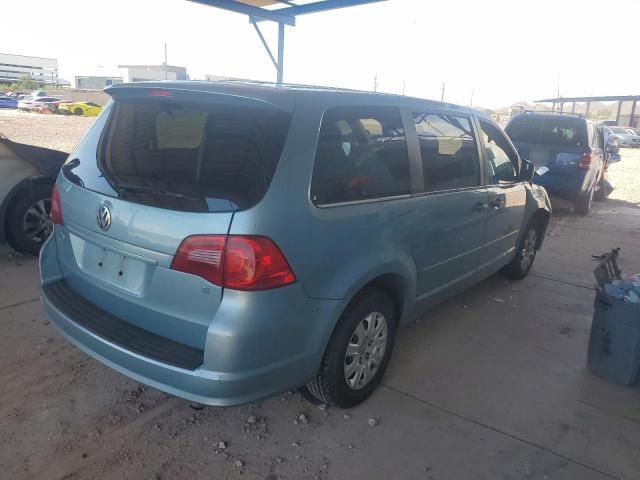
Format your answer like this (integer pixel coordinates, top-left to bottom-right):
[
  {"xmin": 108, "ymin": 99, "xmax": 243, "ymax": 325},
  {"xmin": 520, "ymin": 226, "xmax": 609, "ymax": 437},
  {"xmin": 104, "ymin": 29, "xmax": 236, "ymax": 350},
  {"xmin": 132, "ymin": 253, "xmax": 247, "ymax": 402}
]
[{"xmin": 40, "ymin": 82, "xmax": 551, "ymax": 408}]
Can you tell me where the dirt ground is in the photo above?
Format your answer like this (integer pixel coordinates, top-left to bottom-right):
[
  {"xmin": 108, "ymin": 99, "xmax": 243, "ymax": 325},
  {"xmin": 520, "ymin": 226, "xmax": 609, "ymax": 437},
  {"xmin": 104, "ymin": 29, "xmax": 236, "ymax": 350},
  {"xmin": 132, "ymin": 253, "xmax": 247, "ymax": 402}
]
[{"xmin": 1, "ymin": 111, "xmax": 640, "ymax": 480}]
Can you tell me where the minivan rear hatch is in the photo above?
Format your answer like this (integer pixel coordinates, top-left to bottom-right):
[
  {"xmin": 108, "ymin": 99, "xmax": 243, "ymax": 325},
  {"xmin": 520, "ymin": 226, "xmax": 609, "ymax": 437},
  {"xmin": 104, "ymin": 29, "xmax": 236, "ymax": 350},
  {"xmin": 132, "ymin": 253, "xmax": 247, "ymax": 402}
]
[{"xmin": 54, "ymin": 84, "xmax": 292, "ymax": 352}]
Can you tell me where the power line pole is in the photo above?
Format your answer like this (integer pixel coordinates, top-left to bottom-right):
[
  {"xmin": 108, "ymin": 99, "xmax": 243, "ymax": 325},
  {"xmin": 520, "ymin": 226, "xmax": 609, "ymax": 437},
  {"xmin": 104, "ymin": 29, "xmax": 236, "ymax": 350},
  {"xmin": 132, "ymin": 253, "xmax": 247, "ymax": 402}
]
[
  {"xmin": 164, "ymin": 43, "xmax": 168, "ymax": 80},
  {"xmin": 373, "ymin": 73, "xmax": 379, "ymax": 92},
  {"xmin": 441, "ymin": 82, "xmax": 445, "ymax": 101},
  {"xmin": 470, "ymin": 89, "xmax": 474, "ymax": 108},
  {"xmin": 401, "ymin": 81, "xmax": 406, "ymax": 96}
]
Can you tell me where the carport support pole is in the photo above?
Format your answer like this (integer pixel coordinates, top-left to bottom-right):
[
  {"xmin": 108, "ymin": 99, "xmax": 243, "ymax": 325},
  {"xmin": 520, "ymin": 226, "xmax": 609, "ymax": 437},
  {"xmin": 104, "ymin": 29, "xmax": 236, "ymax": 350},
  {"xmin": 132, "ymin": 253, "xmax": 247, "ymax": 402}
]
[
  {"xmin": 585, "ymin": 101, "xmax": 591, "ymax": 118},
  {"xmin": 616, "ymin": 101, "xmax": 622, "ymax": 124},
  {"xmin": 571, "ymin": 101, "xmax": 576, "ymax": 113},
  {"xmin": 630, "ymin": 100, "xmax": 637, "ymax": 127},
  {"xmin": 277, "ymin": 22, "xmax": 285, "ymax": 85}
]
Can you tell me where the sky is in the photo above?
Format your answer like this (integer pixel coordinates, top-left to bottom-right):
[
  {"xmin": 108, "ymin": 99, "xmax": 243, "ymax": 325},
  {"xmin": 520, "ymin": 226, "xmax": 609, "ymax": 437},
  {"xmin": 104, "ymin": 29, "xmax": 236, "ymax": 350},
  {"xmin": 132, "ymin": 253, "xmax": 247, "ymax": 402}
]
[{"xmin": 1, "ymin": 0, "xmax": 639, "ymax": 109}]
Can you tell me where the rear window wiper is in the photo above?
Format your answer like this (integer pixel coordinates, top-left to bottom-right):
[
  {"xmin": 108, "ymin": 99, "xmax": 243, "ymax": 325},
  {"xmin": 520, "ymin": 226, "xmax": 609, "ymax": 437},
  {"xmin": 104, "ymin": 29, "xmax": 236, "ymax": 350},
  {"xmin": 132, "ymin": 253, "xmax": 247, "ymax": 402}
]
[{"xmin": 114, "ymin": 183, "xmax": 200, "ymax": 201}]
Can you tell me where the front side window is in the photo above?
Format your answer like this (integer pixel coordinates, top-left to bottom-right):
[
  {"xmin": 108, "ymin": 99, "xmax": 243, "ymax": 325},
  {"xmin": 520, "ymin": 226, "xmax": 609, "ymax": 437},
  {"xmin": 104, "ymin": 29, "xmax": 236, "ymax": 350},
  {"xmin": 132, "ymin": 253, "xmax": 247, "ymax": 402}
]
[
  {"xmin": 413, "ymin": 113, "xmax": 479, "ymax": 192},
  {"xmin": 479, "ymin": 119, "xmax": 518, "ymax": 184},
  {"xmin": 311, "ymin": 106, "xmax": 410, "ymax": 205}
]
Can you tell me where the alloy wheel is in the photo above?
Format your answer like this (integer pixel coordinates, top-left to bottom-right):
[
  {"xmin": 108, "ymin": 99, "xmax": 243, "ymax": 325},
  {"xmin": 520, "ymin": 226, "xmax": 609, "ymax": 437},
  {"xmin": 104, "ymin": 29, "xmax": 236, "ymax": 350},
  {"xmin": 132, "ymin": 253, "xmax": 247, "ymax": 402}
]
[
  {"xmin": 520, "ymin": 228, "xmax": 537, "ymax": 271},
  {"xmin": 344, "ymin": 311, "xmax": 388, "ymax": 390},
  {"xmin": 23, "ymin": 199, "xmax": 52, "ymax": 244}
]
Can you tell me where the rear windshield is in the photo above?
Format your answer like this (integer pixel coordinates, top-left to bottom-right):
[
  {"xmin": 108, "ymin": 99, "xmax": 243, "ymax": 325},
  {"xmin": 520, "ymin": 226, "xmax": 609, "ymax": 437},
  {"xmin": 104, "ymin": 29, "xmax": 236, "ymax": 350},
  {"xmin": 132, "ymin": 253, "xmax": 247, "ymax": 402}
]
[
  {"xmin": 506, "ymin": 116, "xmax": 587, "ymax": 148},
  {"xmin": 63, "ymin": 99, "xmax": 290, "ymax": 212}
]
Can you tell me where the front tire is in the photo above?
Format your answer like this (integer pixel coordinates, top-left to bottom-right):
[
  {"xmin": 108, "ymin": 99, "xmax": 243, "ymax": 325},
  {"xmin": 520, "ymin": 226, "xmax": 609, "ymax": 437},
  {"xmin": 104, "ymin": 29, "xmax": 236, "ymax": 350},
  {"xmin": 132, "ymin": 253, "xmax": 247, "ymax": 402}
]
[
  {"xmin": 501, "ymin": 221, "xmax": 538, "ymax": 280},
  {"xmin": 594, "ymin": 171, "xmax": 607, "ymax": 202},
  {"xmin": 574, "ymin": 185, "xmax": 594, "ymax": 215},
  {"xmin": 74, "ymin": 108, "xmax": 83, "ymax": 116},
  {"xmin": 6, "ymin": 185, "xmax": 53, "ymax": 255},
  {"xmin": 306, "ymin": 288, "xmax": 397, "ymax": 408}
]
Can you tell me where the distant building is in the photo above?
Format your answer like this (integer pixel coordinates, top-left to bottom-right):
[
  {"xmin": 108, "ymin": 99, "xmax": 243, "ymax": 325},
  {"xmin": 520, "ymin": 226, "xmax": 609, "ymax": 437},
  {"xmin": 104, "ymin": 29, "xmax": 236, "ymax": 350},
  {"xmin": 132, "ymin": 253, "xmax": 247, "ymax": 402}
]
[
  {"xmin": 118, "ymin": 64, "xmax": 188, "ymax": 82},
  {"xmin": 204, "ymin": 74, "xmax": 255, "ymax": 82},
  {"xmin": 0, "ymin": 52, "xmax": 59, "ymax": 85},
  {"xmin": 75, "ymin": 76, "xmax": 123, "ymax": 90}
]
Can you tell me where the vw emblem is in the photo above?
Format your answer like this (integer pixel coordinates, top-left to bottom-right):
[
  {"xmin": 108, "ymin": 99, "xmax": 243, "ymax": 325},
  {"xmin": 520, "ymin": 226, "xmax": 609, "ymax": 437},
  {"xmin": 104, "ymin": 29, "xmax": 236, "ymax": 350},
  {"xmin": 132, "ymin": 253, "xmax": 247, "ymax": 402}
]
[{"xmin": 97, "ymin": 205, "xmax": 112, "ymax": 231}]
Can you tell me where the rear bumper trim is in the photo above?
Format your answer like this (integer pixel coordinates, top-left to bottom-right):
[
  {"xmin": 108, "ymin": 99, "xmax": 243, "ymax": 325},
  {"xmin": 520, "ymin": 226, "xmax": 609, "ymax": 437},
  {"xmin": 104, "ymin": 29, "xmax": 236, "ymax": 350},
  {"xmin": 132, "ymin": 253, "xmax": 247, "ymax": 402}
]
[{"xmin": 43, "ymin": 280, "xmax": 204, "ymax": 370}]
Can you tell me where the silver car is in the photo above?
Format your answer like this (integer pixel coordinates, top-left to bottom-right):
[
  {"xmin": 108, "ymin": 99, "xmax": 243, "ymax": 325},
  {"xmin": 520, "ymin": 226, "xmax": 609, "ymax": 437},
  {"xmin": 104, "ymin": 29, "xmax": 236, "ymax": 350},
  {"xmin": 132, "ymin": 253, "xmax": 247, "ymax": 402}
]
[{"xmin": 0, "ymin": 134, "xmax": 67, "ymax": 254}]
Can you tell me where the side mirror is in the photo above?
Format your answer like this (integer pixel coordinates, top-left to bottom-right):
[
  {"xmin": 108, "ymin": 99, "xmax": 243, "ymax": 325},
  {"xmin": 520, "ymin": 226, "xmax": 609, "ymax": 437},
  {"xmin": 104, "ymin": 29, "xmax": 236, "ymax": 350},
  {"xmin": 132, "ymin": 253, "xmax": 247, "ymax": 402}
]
[
  {"xmin": 520, "ymin": 159, "xmax": 547, "ymax": 180},
  {"xmin": 520, "ymin": 159, "xmax": 535, "ymax": 180},
  {"xmin": 605, "ymin": 140, "xmax": 620, "ymax": 156}
]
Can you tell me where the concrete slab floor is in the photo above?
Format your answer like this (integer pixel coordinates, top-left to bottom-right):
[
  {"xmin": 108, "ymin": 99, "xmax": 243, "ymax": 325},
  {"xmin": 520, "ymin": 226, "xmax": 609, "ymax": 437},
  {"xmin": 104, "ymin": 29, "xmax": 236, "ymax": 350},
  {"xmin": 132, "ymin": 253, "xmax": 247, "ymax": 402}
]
[{"xmin": 1, "ymin": 150, "xmax": 639, "ymax": 479}]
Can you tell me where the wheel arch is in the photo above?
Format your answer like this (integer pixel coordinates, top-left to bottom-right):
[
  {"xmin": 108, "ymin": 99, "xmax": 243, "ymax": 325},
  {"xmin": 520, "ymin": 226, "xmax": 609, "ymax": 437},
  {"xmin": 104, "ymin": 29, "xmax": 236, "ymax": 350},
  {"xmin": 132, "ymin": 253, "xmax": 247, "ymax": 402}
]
[{"xmin": 338, "ymin": 267, "xmax": 414, "ymax": 331}]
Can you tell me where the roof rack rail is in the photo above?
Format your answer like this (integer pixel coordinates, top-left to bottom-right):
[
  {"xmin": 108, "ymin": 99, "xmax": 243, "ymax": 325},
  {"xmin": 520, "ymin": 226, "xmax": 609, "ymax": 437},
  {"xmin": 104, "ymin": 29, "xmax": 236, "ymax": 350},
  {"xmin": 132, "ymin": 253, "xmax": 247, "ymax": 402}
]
[{"xmin": 521, "ymin": 110, "xmax": 584, "ymax": 118}]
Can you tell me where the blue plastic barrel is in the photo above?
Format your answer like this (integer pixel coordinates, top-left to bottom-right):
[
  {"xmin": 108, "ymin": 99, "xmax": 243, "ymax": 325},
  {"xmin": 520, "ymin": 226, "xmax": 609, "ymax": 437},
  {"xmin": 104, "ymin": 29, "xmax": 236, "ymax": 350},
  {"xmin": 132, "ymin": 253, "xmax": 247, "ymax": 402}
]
[{"xmin": 587, "ymin": 291, "xmax": 640, "ymax": 386}]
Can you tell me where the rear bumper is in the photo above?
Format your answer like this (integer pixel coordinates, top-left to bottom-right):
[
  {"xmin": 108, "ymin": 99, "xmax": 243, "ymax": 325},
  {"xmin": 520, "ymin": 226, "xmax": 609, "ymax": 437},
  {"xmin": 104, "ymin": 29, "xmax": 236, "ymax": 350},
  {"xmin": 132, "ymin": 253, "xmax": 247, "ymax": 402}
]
[
  {"xmin": 533, "ymin": 171, "xmax": 592, "ymax": 200},
  {"xmin": 40, "ymin": 234, "xmax": 345, "ymax": 406}
]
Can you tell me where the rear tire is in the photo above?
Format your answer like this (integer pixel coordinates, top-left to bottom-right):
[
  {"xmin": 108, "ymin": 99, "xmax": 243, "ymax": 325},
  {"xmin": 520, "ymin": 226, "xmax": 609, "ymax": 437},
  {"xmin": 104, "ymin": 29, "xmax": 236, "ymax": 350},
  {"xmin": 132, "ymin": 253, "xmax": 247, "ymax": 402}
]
[
  {"xmin": 574, "ymin": 185, "xmax": 593, "ymax": 215},
  {"xmin": 6, "ymin": 185, "xmax": 53, "ymax": 255},
  {"xmin": 74, "ymin": 108, "xmax": 83, "ymax": 116},
  {"xmin": 501, "ymin": 220, "xmax": 538, "ymax": 280},
  {"xmin": 306, "ymin": 288, "xmax": 397, "ymax": 408}
]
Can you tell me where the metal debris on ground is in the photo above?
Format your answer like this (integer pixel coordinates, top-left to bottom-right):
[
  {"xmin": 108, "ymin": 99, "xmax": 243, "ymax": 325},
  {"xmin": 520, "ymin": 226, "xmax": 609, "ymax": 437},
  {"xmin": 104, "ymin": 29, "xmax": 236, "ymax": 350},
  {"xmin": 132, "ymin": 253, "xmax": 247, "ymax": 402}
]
[
  {"xmin": 594, "ymin": 248, "xmax": 640, "ymax": 304},
  {"xmin": 368, "ymin": 418, "xmax": 379, "ymax": 427}
]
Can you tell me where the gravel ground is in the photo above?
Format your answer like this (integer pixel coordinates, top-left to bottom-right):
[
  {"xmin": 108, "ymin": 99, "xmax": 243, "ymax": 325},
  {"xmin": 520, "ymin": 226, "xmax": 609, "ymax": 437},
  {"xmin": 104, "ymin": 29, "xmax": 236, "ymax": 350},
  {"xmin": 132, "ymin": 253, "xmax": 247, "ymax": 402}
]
[
  {"xmin": 1, "ymin": 112, "xmax": 639, "ymax": 480},
  {"xmin": 0, "ymin": 109, "xmax": 95, "ymax": 153}
]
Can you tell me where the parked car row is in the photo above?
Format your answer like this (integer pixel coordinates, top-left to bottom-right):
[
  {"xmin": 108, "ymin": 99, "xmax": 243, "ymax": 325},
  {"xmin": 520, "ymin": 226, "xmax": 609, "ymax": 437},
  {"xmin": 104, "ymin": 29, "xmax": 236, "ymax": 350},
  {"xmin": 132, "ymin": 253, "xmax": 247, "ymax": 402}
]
[
  {"xmin": 0, "ymin": 81, "xmax": 626, "ymax": 410},
  {"xmin": 602, "ymin": 125, "xmax": 640, "ymax": 148},
  {"xmin": 0, "ymin": 90, "xmax": 103, "ymax": 116}
]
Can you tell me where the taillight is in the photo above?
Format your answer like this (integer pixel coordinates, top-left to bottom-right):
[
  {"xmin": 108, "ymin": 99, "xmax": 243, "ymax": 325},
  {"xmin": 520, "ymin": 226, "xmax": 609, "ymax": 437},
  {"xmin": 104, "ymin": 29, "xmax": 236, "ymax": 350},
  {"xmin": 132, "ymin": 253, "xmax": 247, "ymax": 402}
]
[
  {"xmin": 578, "ymin": 150, "xmax": 592, "ymax": 170},
  {"xmin": 170, "ymin": 235, "xmax": 296, "ymax": 291},
  {"xmin": 50, "ymin": 185, "xmax": 63, "ymax": 225},
  {"xmin": 147, "ymin": 88, "xmax": 172, "ymax": 97}
]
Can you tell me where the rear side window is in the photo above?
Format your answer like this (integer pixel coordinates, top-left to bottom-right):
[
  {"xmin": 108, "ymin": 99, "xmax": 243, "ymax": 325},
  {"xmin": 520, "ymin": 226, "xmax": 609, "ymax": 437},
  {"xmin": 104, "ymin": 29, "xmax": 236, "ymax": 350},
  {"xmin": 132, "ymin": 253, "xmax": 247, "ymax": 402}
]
[
  {"xmin": 506, "ymin": 116, "xmax": 542, "ymax": 144},
  {"xmin": 507, "ymin": 116, "xmax": 586, "ymax": 148},
  {"xmin": 93, "ymin": 99, "xmax": 290, "ymax": 212},
  {"xmin": 413, "ymin": 113, "xmax": 479, "ymax": 192},
  {"xmin": 311, "ymin": 106, "xmax": 410, "ymax": 205}
]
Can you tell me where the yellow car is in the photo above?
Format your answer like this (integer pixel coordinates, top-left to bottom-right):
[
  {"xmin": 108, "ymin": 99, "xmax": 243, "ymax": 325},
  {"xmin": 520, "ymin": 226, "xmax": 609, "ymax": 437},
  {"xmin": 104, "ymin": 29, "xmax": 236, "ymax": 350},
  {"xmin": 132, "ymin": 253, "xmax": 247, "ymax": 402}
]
[{"xmin": 58, "ymin": 101, "xmax": 103, "ymax": 117}]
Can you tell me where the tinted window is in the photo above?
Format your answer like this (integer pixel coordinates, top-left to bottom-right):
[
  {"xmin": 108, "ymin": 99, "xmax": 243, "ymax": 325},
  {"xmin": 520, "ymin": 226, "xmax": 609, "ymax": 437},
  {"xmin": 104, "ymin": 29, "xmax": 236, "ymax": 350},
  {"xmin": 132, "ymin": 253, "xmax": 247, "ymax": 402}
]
[
  {"xmin": 507, "ymin": 116, "xmax": 586, "ymax": 148},
  {"xmin": 63, "ymin": 99, "xmax": 291, "ymax": 212},
  {"xmin": 479, "ymin": 119, "xmax": 518, "ymax": 184},
  {"xmin": 311, "ymin": 106, "xmax": 410, "ymax": 205},
  {"xmin": 413, "ymin": 113, "xmax": 479, "ymax": 192},
  {"xmin": 505, "ymin": 116, "xmax": 542, "ymax": 144}
]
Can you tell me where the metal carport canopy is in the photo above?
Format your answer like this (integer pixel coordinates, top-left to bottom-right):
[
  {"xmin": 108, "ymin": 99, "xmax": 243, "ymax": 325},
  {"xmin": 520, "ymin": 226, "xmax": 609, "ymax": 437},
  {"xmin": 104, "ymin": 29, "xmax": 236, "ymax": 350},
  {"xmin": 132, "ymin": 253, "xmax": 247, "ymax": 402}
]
[
  {"xmin": 535, "ymin": 95, "xmax": 640, "ymax": 126},
  {"xmin": 187, "ymin": 0, "xmax": 385, "ymax": 84}
]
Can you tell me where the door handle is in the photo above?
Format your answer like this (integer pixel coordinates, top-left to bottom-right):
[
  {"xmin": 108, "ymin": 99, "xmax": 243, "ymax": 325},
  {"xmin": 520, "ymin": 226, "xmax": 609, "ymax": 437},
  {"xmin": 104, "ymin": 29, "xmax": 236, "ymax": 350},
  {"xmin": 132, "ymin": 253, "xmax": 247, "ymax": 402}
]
[
  {"xmin": 491, "ymin": 197, "xmax": 505, "ymax": 209},
  {"xmin": 473, "ymin": 202, "xmax": 489, "ymax": 213}
]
